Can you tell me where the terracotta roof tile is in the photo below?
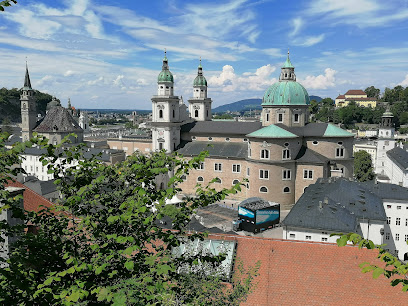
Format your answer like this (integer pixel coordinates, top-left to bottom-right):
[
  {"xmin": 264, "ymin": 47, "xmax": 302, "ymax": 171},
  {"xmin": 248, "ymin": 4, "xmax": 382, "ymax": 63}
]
[
  {"xmin": 345, "ymin": 89, "xmax": 366, "ymax": 96},
  {"xmin": 207, "ymin": 234, "xmax": 407, "ymax": 305}
]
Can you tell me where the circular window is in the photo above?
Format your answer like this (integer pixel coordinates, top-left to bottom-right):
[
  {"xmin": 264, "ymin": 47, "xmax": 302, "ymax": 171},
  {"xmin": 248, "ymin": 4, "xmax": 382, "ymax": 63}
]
[
  {"xmin": 226, "ymin": 137, "xmax": 230, "ymax": 142},
  {"xmin": 284, "ymin": 142, "xmax": 289, "ymax": 147},
  {"xmin": 259, "ymin": 186, "xmax": 268, "ymax": 193},
  {"xmin": 208, "ymin": 137, "xmax": 213, "ymax": 141},
  {"xmin": 197, "ymin": 176, "xmax": 204, "ymax": 182},
  {"xmin": 337, "ymin": 141, "xmax": 343, "ymax": 145},
  {"xmin": 312, "ymin": 141, "xmax": 319, "ymax": 145},
  {"xmin": 283, "ymin": 187, "xmax": 290, "ymax": 193}
]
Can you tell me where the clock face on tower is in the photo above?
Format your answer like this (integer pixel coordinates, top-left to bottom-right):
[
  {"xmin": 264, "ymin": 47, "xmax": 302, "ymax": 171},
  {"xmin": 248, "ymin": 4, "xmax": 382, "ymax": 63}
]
[{"xmin": 158, "ymin": 130, "xmax": 164, "ymax": 137}]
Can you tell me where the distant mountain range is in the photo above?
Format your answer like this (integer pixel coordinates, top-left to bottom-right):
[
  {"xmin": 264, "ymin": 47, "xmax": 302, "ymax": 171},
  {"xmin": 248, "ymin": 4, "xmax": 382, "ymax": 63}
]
[{"xmin": 212, "ymin": 96, "xmax": 322, "ymax": 113}]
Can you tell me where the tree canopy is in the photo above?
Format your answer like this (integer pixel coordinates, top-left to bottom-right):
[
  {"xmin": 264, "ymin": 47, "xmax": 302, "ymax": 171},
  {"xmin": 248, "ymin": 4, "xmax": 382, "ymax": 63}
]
[
  {"xmin": 354, "ymin": 150, "xmax": 375, "ymax": 182},
  {"xmin": 0, "ymin": 134, "xmax": 258, "ymax": 305},
  {"xmin": 0, "ymin": 0, "xmax": 17, "ymax": 11}
]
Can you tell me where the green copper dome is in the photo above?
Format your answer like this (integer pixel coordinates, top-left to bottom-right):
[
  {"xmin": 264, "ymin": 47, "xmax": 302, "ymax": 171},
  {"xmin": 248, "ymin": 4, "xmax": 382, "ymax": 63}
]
[
  {"xmin": 193, "ymin": 75, "xmax": 207, "ymax": 86},
  {"xmin": 262, "ymin": 81, "xmax": 310, "ymax": 106},
  {"xmin": 158, "ymin": 70, "xmax": 174, "ymax": 82}
]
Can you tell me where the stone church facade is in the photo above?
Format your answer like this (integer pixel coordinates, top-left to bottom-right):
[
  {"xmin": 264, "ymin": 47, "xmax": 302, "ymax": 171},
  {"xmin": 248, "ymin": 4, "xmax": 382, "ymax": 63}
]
[{"xmin": 147, "ymin": 52, "xmax": 354, "ymax": 209}]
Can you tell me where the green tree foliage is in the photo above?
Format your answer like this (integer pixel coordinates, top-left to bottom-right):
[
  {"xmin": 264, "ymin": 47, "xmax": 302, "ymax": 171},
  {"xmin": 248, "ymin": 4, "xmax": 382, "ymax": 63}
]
[
  {"xmin": 0, "ymin": 134, "xmax": 258, "ymax": 305},
  {"xmin": 333, "ymin": 233, "xmax": 408, "ymax": 292},
  {"xmin": 364, "ymin": 86, "xmax": 380, "ymax": 99},
  {"xmin": 213, "ymin": 114, "xmax": 234, "ymax": 119},
  {"xmin": 314, "ymin": 98, "xmax": 335, "ymax": 122},
  {"xmin": 354, "ymin": 150, "xmax": 375, "ymax": 182},
  {"xmin": 0, "ymin": 0, "xmax": 17, "ymax": 11}
]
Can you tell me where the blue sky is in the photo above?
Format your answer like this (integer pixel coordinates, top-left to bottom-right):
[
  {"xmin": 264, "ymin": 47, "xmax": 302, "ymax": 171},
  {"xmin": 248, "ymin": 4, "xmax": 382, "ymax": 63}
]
[{"xmin": 1, "ymin": 0, "xmax": 408, "ymax": 110}]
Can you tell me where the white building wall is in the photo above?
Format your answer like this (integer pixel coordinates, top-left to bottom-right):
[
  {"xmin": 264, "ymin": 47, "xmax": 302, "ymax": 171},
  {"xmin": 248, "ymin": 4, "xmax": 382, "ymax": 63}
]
[
  {"xmin": 376, "ymin": 138, "xmax": 396, "ymax": 175},
  {"xmin": 383, "ymin": 199, "xmax": 408, "ymax": 261},
  {"xmin": 283, "ymin": 226, "xmax": 345, "ymax": 244},
  {"xmin": 384, "ymin": 155, "xmax": 408, "ymax": 188},
  {"xmin": 358, "ymin": 219, "xmax": 384, "ymax": 245}
]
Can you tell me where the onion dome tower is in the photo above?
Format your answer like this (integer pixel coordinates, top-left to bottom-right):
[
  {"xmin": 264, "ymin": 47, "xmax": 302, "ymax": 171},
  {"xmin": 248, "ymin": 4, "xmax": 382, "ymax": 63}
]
[
  {"xmin": 188, "ymin": 58, "xmax": 212, "ymax": 121},
  {"xmin": 261, "ymin": 51, "xmax": 310, "ymax": 127},
  {"xmin": 20, "ymin": 63, "xmax": 37, "ymax": 141},
  {"xmin": 151, "ymin": 50, "xmax": 182, "ymax": 152}
]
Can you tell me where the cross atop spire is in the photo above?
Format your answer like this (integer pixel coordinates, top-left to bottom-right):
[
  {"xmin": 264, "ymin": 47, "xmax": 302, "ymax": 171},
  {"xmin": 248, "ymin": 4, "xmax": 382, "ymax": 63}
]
[{"xmin": 23, "ymin": 61, "xmax": 32, "ymax": 90}]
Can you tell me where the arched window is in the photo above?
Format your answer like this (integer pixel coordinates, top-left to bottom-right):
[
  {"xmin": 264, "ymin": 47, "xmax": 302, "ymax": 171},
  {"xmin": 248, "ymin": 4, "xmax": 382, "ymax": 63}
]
[
  {"xmin": 283, "ymin": 187, "xmax": 290, "ymax": 193},
  {"xmin": 181, "ymin": 175, "xmax": 187, "ymax": 181},
  {"xmin": 260, "ymin": 149, "xmax": 269, "ymax": 159},
  {"xmin": 172, "ymin": 109, "xmax": 175, "ymax": 118},
  {"xmin": 259, "ymin": 186, "xmax": 268, "ymax": 193},
  {"xmin": 282, "ymin": 149, "xmax": 290, "ymax": 160},
  {"xmin": 266, "ymin": 113, "xmax": 269, "ymax": 121},
  {"xmin": 195, "ymin": 110, "xmax": 199, "ymax": 117},
  {"xmin": 206, "ymin": 110, "xmax": 209, "ymax": 117},
  {"xmin": 197, "ymin": 176, "xmax": 204, "ymax": 182},
  {"xmin": 214, "ymin": 178, "xmax": 221, "ymax": 184},
  {"xmin": 232, "ymin": 179, "xmax": 239, "ymax": 185},
  {"xmin": 160, "ymin": 182, "xmax": 164, "ymax": 190},
  {"xmin": 159, "ymin": 109, "xmax": 163, "ymax": 118}
]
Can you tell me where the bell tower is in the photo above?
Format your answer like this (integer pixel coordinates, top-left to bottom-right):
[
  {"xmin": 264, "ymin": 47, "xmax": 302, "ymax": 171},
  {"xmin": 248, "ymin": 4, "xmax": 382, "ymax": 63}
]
[
  {"xmin": 188, "ymin": 59, "xmax": 212, "ymax": 121},
  {"xmin": 20, "ymin": 63, "xmax": 37, "ymax": 142},
  {"xmin": 376, "ymin": 107, "xmax": 396, "ymax": 175},
  {"xmin": 151, "ymin": 51, "xmax": 182, "ymax": 152}
]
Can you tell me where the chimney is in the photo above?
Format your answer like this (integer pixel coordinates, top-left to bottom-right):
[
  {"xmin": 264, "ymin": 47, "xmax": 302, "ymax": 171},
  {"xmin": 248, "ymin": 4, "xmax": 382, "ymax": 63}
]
[
  {"xmin": 319, "ymin": 201, "xmax": 323, "ymax": 210},
  {"xmin": 324, "ymin": 197, "xmax": 329, "ymax": 205}
]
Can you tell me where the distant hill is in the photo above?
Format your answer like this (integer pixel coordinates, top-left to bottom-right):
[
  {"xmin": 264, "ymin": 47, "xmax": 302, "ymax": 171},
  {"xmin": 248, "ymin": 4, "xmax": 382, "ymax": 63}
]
[{"xmin": 213, "ymin": 95, "xmax": 322, "ymax": 113}]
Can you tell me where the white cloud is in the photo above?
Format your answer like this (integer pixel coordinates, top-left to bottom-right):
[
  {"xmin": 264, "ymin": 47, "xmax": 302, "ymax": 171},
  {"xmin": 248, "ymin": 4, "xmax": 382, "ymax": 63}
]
[
  {"xmin": 399, "ymin": 74, "xmax": 408, "ymax": 87},
  {"xmin": 113, "ymin": 75, "xmax": 125, "ymax": 86},
  {"xmin": 36, "ymin": 75, "xmax": 54, "ymax": 87},
  {"xmin": 209, "ymin": 64, "xmax": 276, "ymax": 92},
  {"xmin": 293, "ymin": 34, "xmax": 325, "ymax": 47},
  {"xmin": 306, "ymin": 0, "xmax": 408, "ymax": 27},
  {"xmin": 289, "ymin": 18, "xmax": 303, "ymax": 37},
  {"xmin": 87, "ymin": 76, "xmax": 105, "ymax": 86},
  {"xmin": 299, "ymin": 68, "xmax": 337, "ymax": 89},
  {"xmin": 64, "ymin": 70, "xmax": 77, "ymax": 77}
]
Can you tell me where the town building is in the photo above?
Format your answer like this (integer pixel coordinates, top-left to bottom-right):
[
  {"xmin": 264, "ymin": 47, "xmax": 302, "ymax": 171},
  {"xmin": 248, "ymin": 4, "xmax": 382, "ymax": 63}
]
[
  {"xmin": 282, "ymin": 177, "xmax": 408, "ymax": 261},
  {"xmin": 335, "ymin": 89, "xmax": 378, "ymax": 108}
]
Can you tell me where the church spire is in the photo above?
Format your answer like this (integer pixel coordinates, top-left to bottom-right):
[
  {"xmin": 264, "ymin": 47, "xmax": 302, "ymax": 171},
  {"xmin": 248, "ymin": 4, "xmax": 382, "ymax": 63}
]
[
  {"xmin": 24, "ymin": 62, "xmax": 32, "ymax": 90},
  {"xmin": 279, "ymin": 50, "xmax": 296, "ymax": 81}
]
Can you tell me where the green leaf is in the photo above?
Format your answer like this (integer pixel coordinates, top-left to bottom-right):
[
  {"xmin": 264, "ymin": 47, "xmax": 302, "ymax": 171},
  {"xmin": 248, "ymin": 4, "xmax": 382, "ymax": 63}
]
[
  {"xmin": 337, "ymin": 235, "xmax": 348, "ymax": 247},
  {"xmin": 372, "ymin": 267, "xmax": 384, "ymax": 279},
  {"xmin": 124, "ymin": 261, "xmax": 134, "ymax": 271}
]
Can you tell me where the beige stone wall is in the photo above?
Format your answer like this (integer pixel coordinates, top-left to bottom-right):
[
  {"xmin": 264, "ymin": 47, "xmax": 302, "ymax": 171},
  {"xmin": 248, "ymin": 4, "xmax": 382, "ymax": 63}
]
[
  {"xmin": 249, "ymin": 138, "xmax": 302, "ymax": 161},
  {"xmin": 262, "ymin": 106, "xmax": 308, "ymax": 127},
  {"xmin": 246, "ymin": 161, "xmax": 296, "ymax": 209},
  {"xmin": 305, "ymin": 137, "xmax": 353, "ymax": 160},
  {"xmin": 107, "ymin": 139, "xmax": 152, "ymax": 156},
  {"xmin": 177, "ymin": 157, "xmax": 250, "ymax": 200},
  {"xmin": 294, "ymin": 164, "xmax": 325, "ymax": 203}
]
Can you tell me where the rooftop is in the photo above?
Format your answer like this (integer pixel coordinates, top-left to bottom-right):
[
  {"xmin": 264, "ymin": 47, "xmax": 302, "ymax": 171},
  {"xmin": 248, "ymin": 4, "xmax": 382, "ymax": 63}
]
[
  {"xmin": 181, "ymin": 120, "xmax": 261, "ymax": 136},
  {"xmin": 387, "ymin": 147, "xmax": 408, "ymax": 170},
  {"xmin": 345, "ymin": 89, "xmax": 367, "ymax": 96},
  {"xmin": 177, "ymin": 141, "xmax": 247, "ymax": 159}
]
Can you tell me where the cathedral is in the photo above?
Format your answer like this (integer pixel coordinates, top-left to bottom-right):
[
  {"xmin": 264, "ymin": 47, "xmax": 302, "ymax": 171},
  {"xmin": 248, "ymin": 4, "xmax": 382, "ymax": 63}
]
[{"xmin": 147, "ymin": 52, "xmax": 354, "ymax": 209}]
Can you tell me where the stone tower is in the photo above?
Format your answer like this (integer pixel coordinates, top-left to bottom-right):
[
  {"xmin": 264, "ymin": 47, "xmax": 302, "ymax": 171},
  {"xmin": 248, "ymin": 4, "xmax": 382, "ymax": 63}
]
[
  {"xmin": 20, "ymin": 64, "xmax": 37, "ymax": 142},
  {"xmin": 188, "ymin": 59, "xmax": 212, "ymax": 121},
  {"xmin": 376, "ymin": 107, "xmax": 396, "ymax": 175},
  {"xmin": 151, "ymin": 51, "xmax": 182, "ymax": 152}
]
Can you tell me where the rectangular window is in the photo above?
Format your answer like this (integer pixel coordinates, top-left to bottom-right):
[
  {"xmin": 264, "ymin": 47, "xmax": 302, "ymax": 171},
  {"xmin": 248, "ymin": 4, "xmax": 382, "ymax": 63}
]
[
  {"xmin": 303, "ymin": 170, "xmax": 313, "ymax": 180},
  {"xmin": 405, "ymin": 235, "xmax": 408, "ymax": 241},
  {"xmin": 158, "ymin": 143, "xmax": 163, "ymax": 150},
  {"xmin": 266, "ymin": 113, "xmax": 269, "ymax": 121},
  {"xmin": 232, "ymin": 164, "xmax": 241, "ymax": 173},
  {"xmin": 305, "ymin": 235, "xmax": 311, "ymax": 240},
  {"xmin": 397, "ymin": 206, "xmax": 401, "ymax": 210},
  {"xmin": 294, "ymin": 113, "xmax": 300, "ymax": 123},
  {"xmin": 282, "ymin": 149, "xmax": 290, "ymax": 160},
  {"xmin": 406, "ymin": 219, "xmax": 408, "ymax": 226},
  {"xmin": 282, "ymin": 170, "xmax": 291, "ymax": 180},
  {"xmin": 260, "ymin": 149, "xmax": 269, "ymax": 159},
  {"xmin": 336, "ymin": 147, "xmax": 344, "ymax": 158},
  {"xmin": 385, "ymin": 233, "xmax": 390, "ymax": 240},
  {"xmin": 321, "ymin": 237, "xmax": 328, "ymax": 242},
  {"xmin": 259, "ymin": 169, "xmax": 269, "ymax": 179},
  {"xmin": 396, "ymin": 233, "xmax": 400, "ymax": 241},
  {"xmin": 289, "ymin": 233, "xmax": 295, "ymax": 238},
  {"xmin": 387, "ymin": 205, "xmax": 391, "ymax": 209},
  {"xmin": 214, "ymin": 163, "xmax": 222, "ymax": 172},
  {"xmin": 247, "ymin": 167, "xmax": 250, "ymax": 176},
  {"xmin": 387, "ymin": 217, "xmax": 391, "ymax": 224},
  {"xmin": 198, "ymin": 162, "xmax": 205, "ymax": 170},
  {"xmin": 278, "ymin": 113, "xmax": 283, "ymax": 123},
  {"xmin": 396, "ymin": 218, "xmax": 401, "ymax": 226}
]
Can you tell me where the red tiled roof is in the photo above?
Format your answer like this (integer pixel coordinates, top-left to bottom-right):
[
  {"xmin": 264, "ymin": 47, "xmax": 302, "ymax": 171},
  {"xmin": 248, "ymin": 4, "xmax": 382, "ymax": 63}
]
[
  {"xmin": 6, "ymin": 180, "xmax": 54, "ymax": 213},
  {"xmin": 345, "ymin": 89, "xmax": 366, "ymax": 96},
  {"xmin": 336, "ymin": 95, "xmax": 345, "ymax": 99},
  {"xmin": 208, "ymin": 234, "xmax": 407, "ymax": 305}
]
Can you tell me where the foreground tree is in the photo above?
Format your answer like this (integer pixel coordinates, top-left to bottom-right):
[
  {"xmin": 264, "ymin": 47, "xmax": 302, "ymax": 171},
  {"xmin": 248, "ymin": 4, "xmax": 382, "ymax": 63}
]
[
  {"xmin": 354, "ymin": 150, "xmax": 375, "ymax": 182},
  {"xmin": 0, "ymin": 0, "xmax": 16, "ymax": 11},
  {"xmin": 0, "ymin": 134, "xmax": 258, "ymax": 305}
]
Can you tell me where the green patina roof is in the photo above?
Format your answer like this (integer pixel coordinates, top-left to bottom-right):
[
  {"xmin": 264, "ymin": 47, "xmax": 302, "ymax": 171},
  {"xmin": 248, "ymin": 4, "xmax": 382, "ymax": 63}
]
[
  {"xmin": 246, "ymin": 124, "xmax": 298, "ymax": 138},
  {"xmin": 323, "ymin": 124, "xmax": 354, "ymax": 137},
  {"xmin": 262, "ymin": 81, "xmax": 310, "ymax": 106},
  {"xmin": 158, "ymin": 70, "xmax": 174, "ymax": 83},
  {"xmin": 282, "ymin": 53, "xmax": 294, "ymax": 68},
  {"xmin": 193, "ymin": 75, "xmax": 207, "ymax": 86}
]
